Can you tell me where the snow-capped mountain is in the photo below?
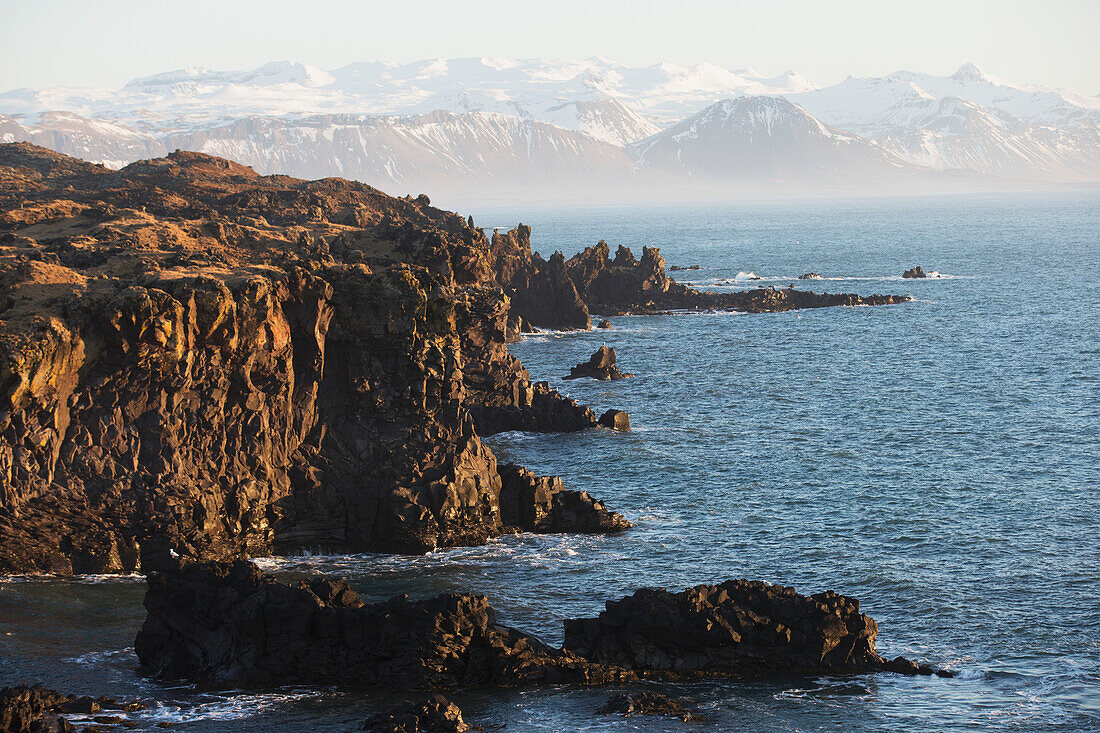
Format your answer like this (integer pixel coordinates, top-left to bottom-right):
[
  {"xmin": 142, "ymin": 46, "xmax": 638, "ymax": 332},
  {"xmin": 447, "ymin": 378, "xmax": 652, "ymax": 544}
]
[
  {"xmin": 788, "ymin": 64, "xmax": 1100, "ymax": 177},
  {"xmin": 161, "ymin": 111, "xmax": 633, "ymax": 194},
  {"xmin": 1, "ymin": 58, "xmax": 1097, "ymax": 200},
  {"xmin": 631, "ymin": 97, "xmax": 908, "ymax": 181}
]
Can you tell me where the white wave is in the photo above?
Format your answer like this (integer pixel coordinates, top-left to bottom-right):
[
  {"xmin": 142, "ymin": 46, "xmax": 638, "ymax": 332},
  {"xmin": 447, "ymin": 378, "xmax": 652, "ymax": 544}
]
[
  {"xmin": 144, "ymin": 689, "xmax": 326, "ymax": 724},
  {"xmin": 0, "ymin": 572, "xmax": 144, "ymax": 584}
]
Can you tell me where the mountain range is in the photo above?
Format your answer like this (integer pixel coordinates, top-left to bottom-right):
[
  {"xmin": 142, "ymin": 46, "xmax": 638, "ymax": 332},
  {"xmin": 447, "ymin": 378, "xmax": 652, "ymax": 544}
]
[{"xmin": 1, "ymin": 58, "xmax": 1097, "ymax": 202}]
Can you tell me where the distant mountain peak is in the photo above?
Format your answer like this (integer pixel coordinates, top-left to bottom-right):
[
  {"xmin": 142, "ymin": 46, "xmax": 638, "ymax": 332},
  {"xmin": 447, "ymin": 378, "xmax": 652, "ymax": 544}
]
[{"xmin": 952, "ymin": 62, "xmax": 987, "ymax": 82}]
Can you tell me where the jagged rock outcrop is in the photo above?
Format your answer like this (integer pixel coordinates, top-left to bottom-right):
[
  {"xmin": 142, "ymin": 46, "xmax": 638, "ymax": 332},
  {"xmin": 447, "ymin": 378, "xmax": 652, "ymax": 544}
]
[
  {"xmin": 0, "ymin": 685, "xmax": 145, "ymax": 733},
  {"xmin": 599, "ymin": 692, "xmax": 706, "ymax": 723},
  {"xmin": 0, "ymin": 143, "xmax": 618, "ymax": 573},
  {"xmin": 361, "ymin": 695, "xmax": 470, "ymax": 733},
  {"xmin": 499, "ymin": 463, "xmax": 631, "ymax": 534},
  {"xmin": 564, "ymin": 345, "xmax": 634, "ymax": 380},
  {"xmin": 799, "ymin": 273, "xmax": 823, "ymax": 280},
  {"xmin": 903, "ymin": 266, "xmax": 928, "ymax": 278},
  {"xmin": 487, "ymin": 225, "xmax": 590, "ymax": 331},
  {"xmin": 563, "ymin": 580, "xmax": 953, "ymax": 677},
  {"xmin": 135, "ymin": 558, "xmax": 635, "ymax": 688},
  {"xmin": 560, "ymin": 240, "xmax": 909, "ymax": 316}
]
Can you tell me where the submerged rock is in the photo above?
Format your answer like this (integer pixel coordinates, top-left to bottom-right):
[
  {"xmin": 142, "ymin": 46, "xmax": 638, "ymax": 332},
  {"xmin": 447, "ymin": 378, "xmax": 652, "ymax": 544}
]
[
  {"xmin": 598, "ymin": 410, "xmax": 631, "ymax": 431},
  {"xmin": 668, "ymin": 265, "xmax": 702, "ymax": 271},
  {"xmin": 903, "ymin": 266, "xmax": 928, "ymax": 278},
  {"xmin": 599, "ymin": 692, "xmax": 706, "ymax": 723},
  {"xmin": 564, "ymin": 345, "xmax": 634, "ymax": 380},
  {"xmin": 135, "ymin": 558, "xmax": 634, "ymax": 688},
  {"xmin": 564, "ymin": 580, "xmax": 954, "ymax": 677},
  {"xmin": 361, "ymin": 695, "xmax": 469, "ymax": 733}
]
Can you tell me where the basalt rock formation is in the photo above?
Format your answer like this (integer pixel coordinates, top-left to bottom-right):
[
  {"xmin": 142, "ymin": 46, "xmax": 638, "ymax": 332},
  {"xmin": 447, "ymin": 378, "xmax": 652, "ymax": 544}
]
[
  {"xmin": 903, "ymin": 266, "xmax": 928, "ymax": 278},
  {"xmin": 0, "ymin": 143, "xmax": 608, "ymax": 574},
  {"xmin": 563, "ymin": 580, "xmax": 953, "ymax": 678},
  {"xmin": 361, "ymin": 695, "xmax": 470, "ymax": 733},
  {"xmin": 136, "ymin": 563, "xmax": 949, "ymax": 689},
  {"xmin": 564, "ymin": 345, "xmax": 634, "ymax": 380},
  {"xmin": 486, "ymin": 228, "xmax": 909, "ymax": 330},
  {"xmin": 561, "ymin": 240, "xmax": 910, "ymax": 316},
  {"xmin": 487, "ymin": 225, "xmax": 590, "ymax": 331},
  {"xmin": 135, "ymin": 558, "xmax": 634, "ymax": 689}
]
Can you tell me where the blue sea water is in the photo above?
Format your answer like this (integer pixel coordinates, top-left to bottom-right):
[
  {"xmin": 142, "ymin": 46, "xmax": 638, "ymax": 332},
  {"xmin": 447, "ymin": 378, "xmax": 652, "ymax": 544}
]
[{"xmin": 2, "ymin": 191, "xmax": 1098, "ymax": 731}]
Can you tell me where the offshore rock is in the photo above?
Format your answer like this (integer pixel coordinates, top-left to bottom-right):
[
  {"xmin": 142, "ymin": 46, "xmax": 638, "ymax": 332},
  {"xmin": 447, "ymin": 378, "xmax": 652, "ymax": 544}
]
[
  {"xmin": 361, "ymin": 695, "xmax": 469, "ymax": 733},
  {"xmin": 135, "ymin": 558, "xmax": 634, "ymax": 688},
  {"xmin": 563, "ymin": 580, "xmax": 952, "ymax": 677},
  {"xmin": 599, "ymin": 692, "xmax": 706, "ymax": 723},
  {"xmin": 799, "ymin": 273, "xmax": 823, "ymax": 280},
  {"xmin": 499, "ymin": 463, "xmax": 631, "ymax": 534},
  {"xmin": 0, "ymin": 143, "xmax": 620, "ymax": 573},
  {"xmin": 667, "ymin": 265, "xmax": 701, "ymax": 271},
  {"xmin": 903, "ymin": 266, "xmax": 928, "ymax": 278},
  {"xmin": 598, "ymin": 410, "xmax": 631, "ymax": 432},
  {"xmin": 564, "ymin": 345, "xmax": 634, "ymax": 381},
  {"xmin": 596, "ymin": 319, "xmax": 612, "ymax": 329}
]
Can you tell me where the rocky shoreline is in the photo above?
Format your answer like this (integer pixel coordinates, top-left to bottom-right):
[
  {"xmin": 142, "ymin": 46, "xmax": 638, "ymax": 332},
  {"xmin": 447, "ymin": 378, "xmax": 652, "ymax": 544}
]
[
  {"xmin": 0, "ymin": 143, "xmax": 940, "ymax": 728},
  {"xmin": 133, "ymin": 558, "xmax": 949, "ymax": 689}
]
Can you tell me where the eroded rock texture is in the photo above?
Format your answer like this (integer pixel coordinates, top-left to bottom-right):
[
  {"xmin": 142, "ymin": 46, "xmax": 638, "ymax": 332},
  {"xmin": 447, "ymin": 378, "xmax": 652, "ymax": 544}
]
[
  {"xmin": 564, "ymin": 580, "xmax": 952, "ymax": 677},
  {"xmin": 135, "ymin": 558, "xmax": 634, "ymax": 688},
  {"xmin": 0, "ymin": 143, "xmax": 610, "ymax": 573},
  {"xmin": 564, "ymin": 345, "xmax": 633, "ymax": 381}
]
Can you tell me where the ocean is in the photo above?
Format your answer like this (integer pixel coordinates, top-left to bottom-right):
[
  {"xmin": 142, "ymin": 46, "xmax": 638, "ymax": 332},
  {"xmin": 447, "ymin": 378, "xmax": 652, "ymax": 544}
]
[{"xmin": 2, "ymin": 190, "xmax": 1098, "ymax": 731}]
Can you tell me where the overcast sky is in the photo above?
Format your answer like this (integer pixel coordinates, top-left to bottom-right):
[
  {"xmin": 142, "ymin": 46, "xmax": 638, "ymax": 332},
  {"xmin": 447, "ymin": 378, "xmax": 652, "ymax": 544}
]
[{"xmin": 2, "ymin": 0, "xmax": 1097, "ymax": 94}]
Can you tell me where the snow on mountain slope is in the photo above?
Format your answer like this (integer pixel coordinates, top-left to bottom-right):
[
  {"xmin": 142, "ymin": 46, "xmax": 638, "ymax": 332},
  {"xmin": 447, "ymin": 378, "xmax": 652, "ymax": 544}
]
[
  {"xmin": 0, "ymin": 112, "xmax": 164, "ymax": 168},
  {"xmin": 0, "ymin": 57, "xmax": 814, "ymax": 141},
  {"xmin": 159, "ymin": 110, "xmax": 633, "ymax": 196},
  {"xmin": 630, "ymin": 96, "xmax": 908, "ymax": 182}
]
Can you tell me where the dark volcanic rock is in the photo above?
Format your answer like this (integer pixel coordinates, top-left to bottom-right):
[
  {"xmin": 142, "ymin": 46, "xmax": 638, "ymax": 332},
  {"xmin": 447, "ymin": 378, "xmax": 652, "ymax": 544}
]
[
  {"xmin": 0, "ymin": 143, "xmax": 619, "ymax": 573},
  {"xmin": 598, "ymin": 410, "xmax": 631, "ymax": 431},
  {"xmin": 564, "ymin": 345, "xmax": 634, "ymax": 381},
  {"xmin": 135, "ymin": 558, "xmax": 634, "ymax": 688},
  {"xmin": 558, "ymin": 241, "xmax": 909, "ymax": 316},
  {"xmin": 596, "ymin": 319, "xmax": 612, "ymax": 329},
  {"xmin": 0, "ymin": 686, "xmax": 144, "ymax": 733},
  {"xmin": 361, "ymin": 695, "xmax": 469, "ymax": 733},
  {"xmin": 903, "ymin": 266, "xmax": 927, "ymax": 278},
  {"xmin": 488, "ymin": 225, "xmax": 590, "ymax": 331},
  {"xmin": 798, "ymin": 273, "xmax": 823, "ymax": 280},
  {"xmin": 499, "ymin": 464, "xmax": 631, "ymax": 534},
  {"xmin": 599, "ymin": 692, "xmax": 706, "ymax": 723},
  {"xmin": 564, "ymin": 580, "xmax": 952, "ymax": 677}
]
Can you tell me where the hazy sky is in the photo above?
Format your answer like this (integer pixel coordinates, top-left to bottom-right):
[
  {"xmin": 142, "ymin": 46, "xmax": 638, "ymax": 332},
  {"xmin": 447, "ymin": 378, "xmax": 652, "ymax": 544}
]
[{"xmin": 2, "ymin": 0, "xmax": 1098, "ymax": 94}]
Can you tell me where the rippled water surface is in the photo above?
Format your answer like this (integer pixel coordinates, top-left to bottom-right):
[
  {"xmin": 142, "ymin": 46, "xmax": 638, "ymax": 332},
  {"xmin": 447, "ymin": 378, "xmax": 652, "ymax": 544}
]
[{"xmin": 2, "ymin": 191, "xmax": 1098, "ymax": 731}]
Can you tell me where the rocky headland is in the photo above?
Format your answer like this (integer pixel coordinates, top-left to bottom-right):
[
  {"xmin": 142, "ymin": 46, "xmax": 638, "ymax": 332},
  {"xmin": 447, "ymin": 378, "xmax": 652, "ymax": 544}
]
[{"xmin": 0, "ymin": 143, "xmax": 910, "ymax": 575}]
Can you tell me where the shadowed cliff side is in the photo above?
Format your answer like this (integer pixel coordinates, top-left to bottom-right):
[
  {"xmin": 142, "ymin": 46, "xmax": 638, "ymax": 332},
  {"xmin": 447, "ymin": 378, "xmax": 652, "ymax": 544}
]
[{"xmin": 0, "ymin": 143, "xmax": 615, "ymax": 574}]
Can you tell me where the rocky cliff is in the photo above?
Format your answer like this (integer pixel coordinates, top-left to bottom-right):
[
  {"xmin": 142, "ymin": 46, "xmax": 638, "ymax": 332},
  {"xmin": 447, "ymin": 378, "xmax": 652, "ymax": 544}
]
[{"xmin": 0, "ymin": 143, "xmax": 615, "ymax": 574}]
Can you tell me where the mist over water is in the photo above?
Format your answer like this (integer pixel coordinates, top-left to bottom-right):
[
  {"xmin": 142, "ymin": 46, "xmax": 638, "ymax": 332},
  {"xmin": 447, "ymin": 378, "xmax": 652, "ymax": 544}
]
[{"xmin": 2, "ymin": 190, "xmax": 1097, "ymax": 731}]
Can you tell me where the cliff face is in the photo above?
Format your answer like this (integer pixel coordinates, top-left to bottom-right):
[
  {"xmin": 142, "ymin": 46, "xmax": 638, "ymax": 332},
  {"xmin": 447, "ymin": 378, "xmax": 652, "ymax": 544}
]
[{"xmin": 0, "ymin": 143, "xmax": 617, "ymax": 574}]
